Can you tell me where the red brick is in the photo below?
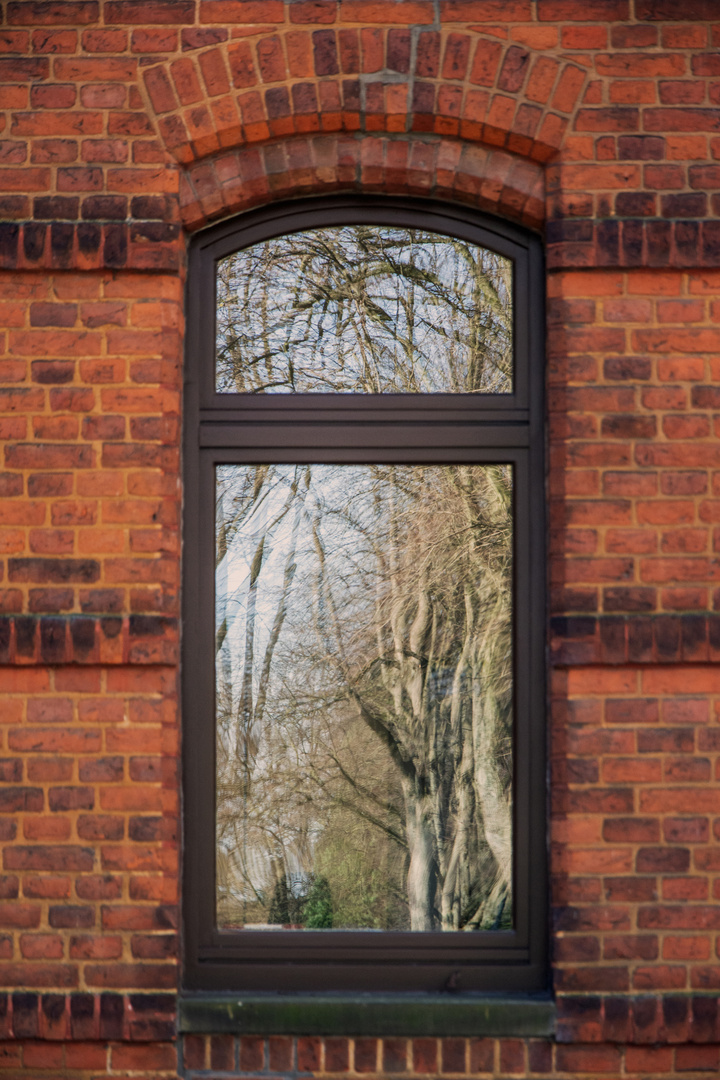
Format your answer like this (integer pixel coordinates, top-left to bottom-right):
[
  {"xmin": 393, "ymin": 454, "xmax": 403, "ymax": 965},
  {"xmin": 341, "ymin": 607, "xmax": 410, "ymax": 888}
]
[
  {"xmin": 66, "ymin": 1044, "xmax": 109, "ymax": 1069},
  {"xmin": 269, "ymin": 1036, "xmax": 292, "ymax": 1071},
  {"xmin": 23, "ymin": 1043, "xmax": 64, "ymax": 1067},
  {"xmin": 556, "ymin": 1044, "xmax": 622, "ymax": 1072},
  {"xmin": 111, "ymin": 1043, "xmax": 176, "ymax": 1069},
  {"xmin": 469, "ymin": 38, "xmax": 502, "ymax": 88},
  {"xmin": 604, "ymin": 935, "xmax": 659, "ymax": 961},
  {"xmin": 675, "ymin": 1045, "xmax": 720, "ymax": 1070}
]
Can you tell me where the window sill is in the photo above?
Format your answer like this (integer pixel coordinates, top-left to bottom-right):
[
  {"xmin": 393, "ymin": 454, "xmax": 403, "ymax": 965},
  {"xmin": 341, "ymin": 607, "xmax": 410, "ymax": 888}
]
[{"xmin": 178, "ymin": 993, "xmax": 556, "ymax": 1037}]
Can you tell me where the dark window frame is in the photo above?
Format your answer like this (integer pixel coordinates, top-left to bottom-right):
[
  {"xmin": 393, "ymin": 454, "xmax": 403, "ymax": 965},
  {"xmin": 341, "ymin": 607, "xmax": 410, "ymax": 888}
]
[{"xmin": 183, "ymin": 196, "xmax": 547, "ymax": 995}]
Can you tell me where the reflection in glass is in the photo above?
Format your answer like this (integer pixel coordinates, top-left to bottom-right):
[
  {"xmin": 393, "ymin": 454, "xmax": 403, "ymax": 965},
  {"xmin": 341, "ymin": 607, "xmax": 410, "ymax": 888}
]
[
  {"xmin": 216, "ymin": 227, "xmax": 513, "ymax": 394},
  {"xmin": 215, "ymin": 464, "xmax": 513, "ymax": 931}
]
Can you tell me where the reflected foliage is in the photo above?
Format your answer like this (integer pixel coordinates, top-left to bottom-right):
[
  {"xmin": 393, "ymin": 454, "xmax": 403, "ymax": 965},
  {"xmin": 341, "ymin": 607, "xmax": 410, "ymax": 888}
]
[
  {"xmin": 216, "ymin": 226, "xmax": 513, "ymax": 394},
  {"xmin": 215, "ymin": 464, "xmax": 513, "ymax": 932}
]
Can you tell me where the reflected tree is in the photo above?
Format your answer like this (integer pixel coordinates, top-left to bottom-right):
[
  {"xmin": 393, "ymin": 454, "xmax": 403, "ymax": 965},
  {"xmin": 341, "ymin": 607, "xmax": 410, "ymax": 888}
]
[
  {"xmin": 216, "ymin": 463, "xmax": 513, "ymax": 932},
  {"xmin": 216, "ymin": 226, "xmax": 513, "ymax": 395},
  {"xmin": 214, "ymin": 225, "xmax": 514, "ymax": 932}
]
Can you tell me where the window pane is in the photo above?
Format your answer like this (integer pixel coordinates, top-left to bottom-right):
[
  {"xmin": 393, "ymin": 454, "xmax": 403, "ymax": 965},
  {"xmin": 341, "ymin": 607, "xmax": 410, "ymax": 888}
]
[
  {"xmin": 215, "ymin": 464, "xmax": 513, "ymax": 932},
  {"xmin": 216, "ymin": 227, "xmax": 513, "ymax": 394}
]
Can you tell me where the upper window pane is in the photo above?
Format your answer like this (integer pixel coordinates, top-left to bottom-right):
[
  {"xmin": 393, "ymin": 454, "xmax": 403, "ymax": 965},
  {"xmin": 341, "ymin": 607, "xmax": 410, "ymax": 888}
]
[{"xmin": 215, "ymin": 226, "xmax": 513, "ymax": 394}]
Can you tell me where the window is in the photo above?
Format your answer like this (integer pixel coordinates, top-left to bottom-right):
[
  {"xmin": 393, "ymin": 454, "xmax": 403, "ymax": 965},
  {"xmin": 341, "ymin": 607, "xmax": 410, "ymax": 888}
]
[{"xmin": 183, "ymin": 197, "xmax": 546, "ymax": 994}]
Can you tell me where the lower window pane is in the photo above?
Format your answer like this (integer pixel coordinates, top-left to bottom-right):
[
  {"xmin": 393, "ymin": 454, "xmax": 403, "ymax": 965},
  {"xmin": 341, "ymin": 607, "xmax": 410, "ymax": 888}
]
[{"xmin": 215, "ymin": 464, "xmax": 513, "ymax": 932}]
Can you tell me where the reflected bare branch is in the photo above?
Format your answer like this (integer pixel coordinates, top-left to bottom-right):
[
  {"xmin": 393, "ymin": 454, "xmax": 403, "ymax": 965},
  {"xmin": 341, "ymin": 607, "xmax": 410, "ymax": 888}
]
[
  {"xmin": 216, "ymin": 227, "xmax": 512, "ymax": 395},
  {"xmin": 215, "ymin": 464, "xmax": 513, "ymax": 932}
]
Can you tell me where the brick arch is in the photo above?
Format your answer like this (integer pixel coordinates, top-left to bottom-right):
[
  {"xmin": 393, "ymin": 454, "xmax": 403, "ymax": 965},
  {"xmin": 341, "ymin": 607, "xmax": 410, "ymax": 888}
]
[
  {"xmin": 179, "ymin": 132, "xmax": 544, "ymax": 232},
  {"xmin": 143, "ymin": 27, "xmax": 587, "ymax": 174}
]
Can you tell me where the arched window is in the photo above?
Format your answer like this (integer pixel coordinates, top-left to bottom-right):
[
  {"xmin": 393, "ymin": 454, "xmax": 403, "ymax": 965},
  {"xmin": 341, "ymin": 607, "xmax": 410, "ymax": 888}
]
[{"xmin": 183, "ymin": 197, "xmax": 546, "ymax": 997}]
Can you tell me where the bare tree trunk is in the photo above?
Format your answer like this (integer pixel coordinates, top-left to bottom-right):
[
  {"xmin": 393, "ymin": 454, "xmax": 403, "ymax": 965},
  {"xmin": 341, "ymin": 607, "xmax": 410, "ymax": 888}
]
[
  {"xmin": 464, "ymin": 868, "xmax": 508, "ymax": 932},
  {"xmin": 402, "ymin": 779, "xmax": 437, "ymax": 931},
  {"xmin": 439, "ymin": 586, "xmax": 477, "ymax": 929},
  {"xmin": 472, "ymin": 674, "xmax": 512, "ymax": 923},
  {"xmin": 440, "ymin": 717, "xmax": 474, "ymax": 930}
]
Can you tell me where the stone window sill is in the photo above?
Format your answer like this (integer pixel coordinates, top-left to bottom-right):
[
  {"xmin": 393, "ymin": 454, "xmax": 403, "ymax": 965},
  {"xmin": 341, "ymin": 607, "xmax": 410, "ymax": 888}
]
[{"xmin": 178, "ymin": 994, "xmax": 556, "ymax": 1038}]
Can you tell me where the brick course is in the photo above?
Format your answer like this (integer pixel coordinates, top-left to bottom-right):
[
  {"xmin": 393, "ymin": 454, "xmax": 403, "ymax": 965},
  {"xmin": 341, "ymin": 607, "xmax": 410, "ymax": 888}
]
[{"xmin": 0, "ymin": 1, "xmax": 719, "ymax": 1077}]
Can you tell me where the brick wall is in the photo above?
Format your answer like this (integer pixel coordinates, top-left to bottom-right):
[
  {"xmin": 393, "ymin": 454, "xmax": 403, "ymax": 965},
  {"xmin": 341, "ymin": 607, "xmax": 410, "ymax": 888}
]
[{"xmin": 0, "ymin": 0, "xmax": 719, "ymax": 1076}]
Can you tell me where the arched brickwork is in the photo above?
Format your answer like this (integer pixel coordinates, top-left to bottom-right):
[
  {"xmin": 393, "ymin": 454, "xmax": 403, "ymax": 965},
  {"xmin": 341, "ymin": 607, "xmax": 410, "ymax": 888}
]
[
  {"xmin": 141, "ymin": 26, "xmax": 586, "ymax": 231},
  {"xmin": 142, "ymin": 29, "xmax": 587, "ymax": 166},
  {"xmin": 178, "ymin": 132, "xmax": 544, "ymax": 229}
]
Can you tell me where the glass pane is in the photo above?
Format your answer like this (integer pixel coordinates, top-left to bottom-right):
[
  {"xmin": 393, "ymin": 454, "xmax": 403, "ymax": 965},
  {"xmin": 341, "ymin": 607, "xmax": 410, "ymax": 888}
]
[
  {"xmin": 215, "ymin": 464, "xmax": 514, "ymax": 931},
  {"xmin": 216, "ymin": 227, "xmax": 513, "ymax": 394}
]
